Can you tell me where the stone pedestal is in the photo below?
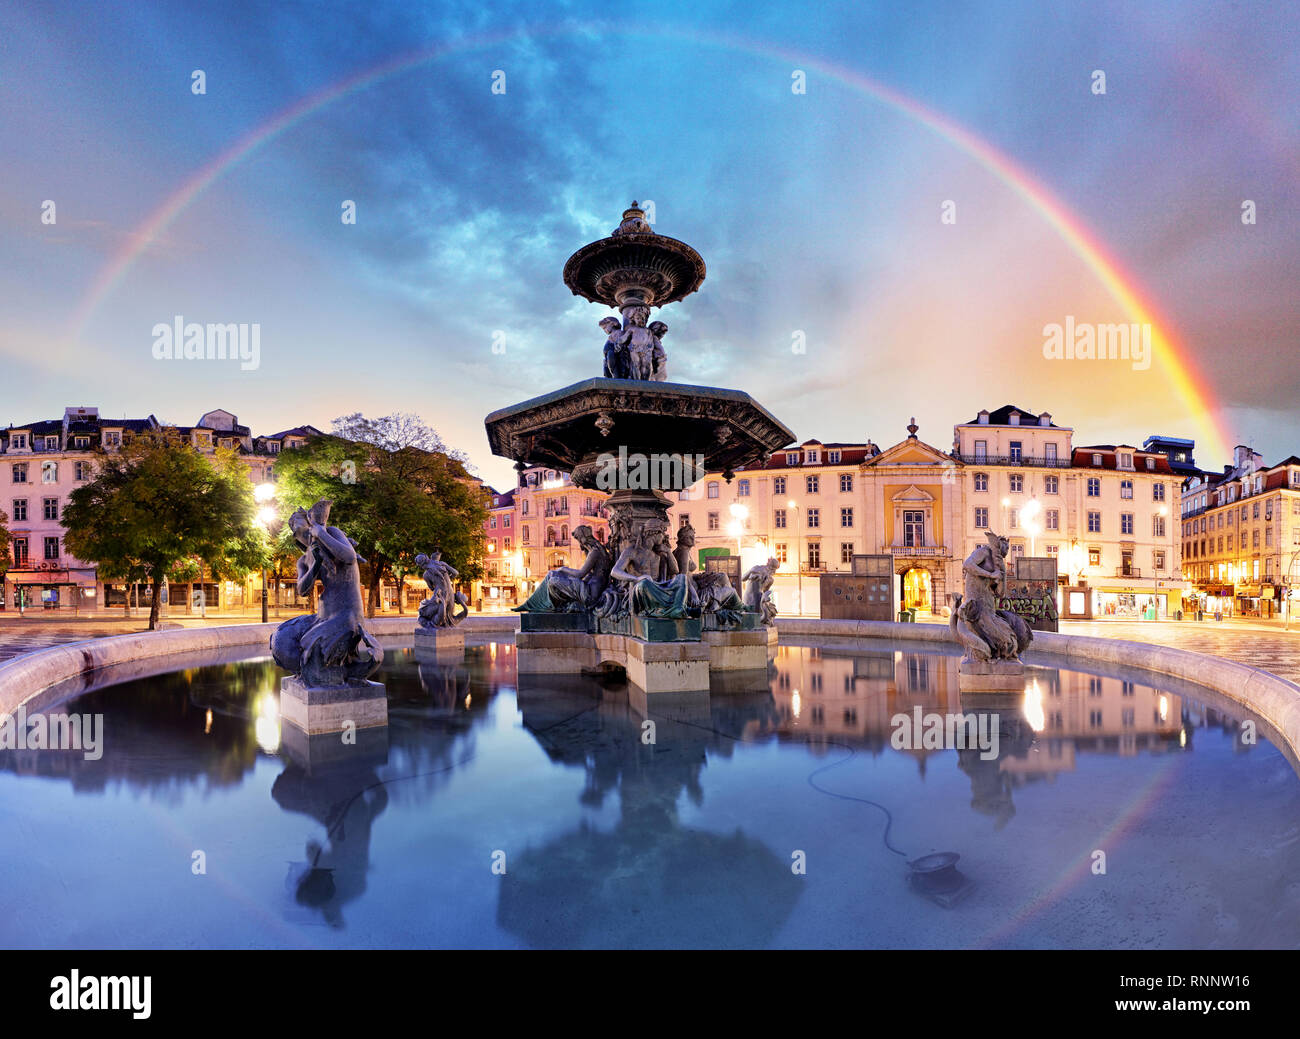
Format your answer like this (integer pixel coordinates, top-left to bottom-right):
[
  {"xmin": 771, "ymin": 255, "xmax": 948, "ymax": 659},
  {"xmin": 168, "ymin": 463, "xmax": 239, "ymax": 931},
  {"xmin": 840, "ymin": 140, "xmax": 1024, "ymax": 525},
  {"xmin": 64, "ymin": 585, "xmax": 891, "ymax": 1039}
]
[
  {"xmin": 414, "ymin": 625, "xmax": 465, "ymax": 662},
  {"xmin": 279, "ymin": 675, "xmax": 388, "ymax": 736},
  {"xmin": 957, "ymin": 657, "xmax": 1026, "ymax": 692},
  {"xmin": 702, "ymin": 627, "xmax": 769, "ymax": 671},
  {"xmin": 281, "ymin": 721, "xmax": 389, "ymax": 775},
  {"xmin": 517, "ymin": 629, "xmax": 710, "ymax": 693}
]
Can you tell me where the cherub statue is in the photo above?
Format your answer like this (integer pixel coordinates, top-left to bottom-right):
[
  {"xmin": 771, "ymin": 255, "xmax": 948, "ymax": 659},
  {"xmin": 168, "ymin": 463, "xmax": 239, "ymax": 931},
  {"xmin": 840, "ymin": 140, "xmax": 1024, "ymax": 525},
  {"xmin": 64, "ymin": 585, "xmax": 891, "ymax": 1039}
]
[
  {"xmin": 600, "ymin": 316, "xmax": 628, "ymax": 379},
  {"xmin": 618, "ymin": 305, "xmax": 658, "ymax": 381},
  {"xmin": 648, "ymin": 320, "xmax": 668, "ymax": 381},
  {"xmin": 270, "ymin": 499, "xmax": 383, "ymax": 685}
]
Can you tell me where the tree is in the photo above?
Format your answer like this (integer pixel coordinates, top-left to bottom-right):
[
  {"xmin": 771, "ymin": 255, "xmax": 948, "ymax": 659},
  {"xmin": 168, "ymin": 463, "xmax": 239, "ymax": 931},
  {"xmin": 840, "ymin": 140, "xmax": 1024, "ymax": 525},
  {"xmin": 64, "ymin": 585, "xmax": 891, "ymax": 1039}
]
[
  {"xmin": 0, "ymin": 509, "xmax": 10, "ymax": 583},
  {"xmin": 272, "ymin": 413, "xmax": 488, "ymax": 617},
  {"xmin": 63, "ymin": 434, "xmax": 270, "ymax": 630}
]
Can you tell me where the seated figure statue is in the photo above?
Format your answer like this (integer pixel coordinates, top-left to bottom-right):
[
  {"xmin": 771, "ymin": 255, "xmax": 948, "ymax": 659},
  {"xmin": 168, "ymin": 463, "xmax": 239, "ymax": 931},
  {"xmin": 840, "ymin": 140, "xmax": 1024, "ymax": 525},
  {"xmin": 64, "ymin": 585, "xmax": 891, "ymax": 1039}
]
[
  {"xmin": 950, "ymin": 532, "xmax": 1033, "ymax": 662},
  {"xmin": 742, "ymin": 556, "xmax": 781, "ymax": 626},
  {"xmin": 270, "ymin": 499, "xmax": 383, "ymax": 686},
  {"xmin": 600, "ymin": 518, "xmax": 692, "ymax": 618},
  {"xmin": 514, "ymin": 525, "xmax": 612, "ymax": 613}
]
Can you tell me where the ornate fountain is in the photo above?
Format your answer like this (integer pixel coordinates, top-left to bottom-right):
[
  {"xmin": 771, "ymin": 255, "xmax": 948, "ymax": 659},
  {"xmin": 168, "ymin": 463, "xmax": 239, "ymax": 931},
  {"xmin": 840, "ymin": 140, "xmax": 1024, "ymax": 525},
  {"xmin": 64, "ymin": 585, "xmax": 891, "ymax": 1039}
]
[{"xmin": 484, "ymin": 203, "xmax": 795, "ymax": 692}]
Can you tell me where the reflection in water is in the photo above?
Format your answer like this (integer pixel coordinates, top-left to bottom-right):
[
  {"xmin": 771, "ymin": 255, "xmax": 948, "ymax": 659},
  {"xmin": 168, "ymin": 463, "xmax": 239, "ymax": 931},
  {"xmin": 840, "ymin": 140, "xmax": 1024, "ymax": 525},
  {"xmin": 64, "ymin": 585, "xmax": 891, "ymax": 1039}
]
[{"xmin": 0, "ymin": 640, "xmax": 1294, "ymax": 948}]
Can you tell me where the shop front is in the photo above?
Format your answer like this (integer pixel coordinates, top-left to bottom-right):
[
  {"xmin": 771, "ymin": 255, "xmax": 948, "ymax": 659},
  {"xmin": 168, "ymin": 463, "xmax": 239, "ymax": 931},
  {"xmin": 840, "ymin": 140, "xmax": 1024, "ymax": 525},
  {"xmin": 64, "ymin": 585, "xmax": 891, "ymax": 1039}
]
[
  {"xmin": 1091, "ymin": 581, "xmax": 1184, "ymax": 620},
  {"xmin": 4, "ymin": 568, "xmax": 98, "ymax": 611}
]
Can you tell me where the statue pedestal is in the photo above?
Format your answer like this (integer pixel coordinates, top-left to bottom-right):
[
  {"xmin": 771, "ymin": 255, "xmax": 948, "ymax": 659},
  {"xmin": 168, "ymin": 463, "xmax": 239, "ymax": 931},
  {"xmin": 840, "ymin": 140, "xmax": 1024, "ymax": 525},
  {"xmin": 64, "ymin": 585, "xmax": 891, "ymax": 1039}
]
[
  {"xmin": 279, "ymin": 676, "xmax": 388, "ymax": 736},
  {"xmin": 414, "ymin": 625, "xmax": 465, "ymax": 662},
  {"xmin": 957, "ymin": 658, "xmax": 1026, "ymax": 692},
  {"xmin": 702, "ymin": 627, "xmax": 769, "ymax": 671}
]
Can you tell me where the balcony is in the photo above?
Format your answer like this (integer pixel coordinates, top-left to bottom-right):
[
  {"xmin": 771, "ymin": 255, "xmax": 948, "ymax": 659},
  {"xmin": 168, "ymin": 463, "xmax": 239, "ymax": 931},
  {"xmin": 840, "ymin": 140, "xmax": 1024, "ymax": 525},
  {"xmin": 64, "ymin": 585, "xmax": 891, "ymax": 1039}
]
[
  {"xmin": 956, "ymin": 454, "xmax": 1067, "ymax": 468},
  {"xmin": 579, "ymin": 506, "xmax": 604, "ymax": 518},
  {"xmin": 883, "ymin": 544, "xmax": 949, "ymax": 558},
  {"xmin": 1115, "ymin": 567, "xmax": 1142, "ymax": 578}
]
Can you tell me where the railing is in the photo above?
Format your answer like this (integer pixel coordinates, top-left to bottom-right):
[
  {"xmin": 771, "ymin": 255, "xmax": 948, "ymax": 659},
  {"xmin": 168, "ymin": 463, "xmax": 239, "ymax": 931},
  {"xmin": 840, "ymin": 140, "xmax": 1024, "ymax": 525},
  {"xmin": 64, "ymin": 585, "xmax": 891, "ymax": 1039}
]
[
  {"xmin": 1116, "ymin": 567, "xmax": 1142, "ymax": 578},
  {"xmin": 579, "ymin": 506, "xmax": 604, "ymax": 517},
  {"xmin": 955, "ymin": 454, "xmax": 1067, "ymax": 468},
  {"xmin": 884, "ymin": 544, "xmax": 948, "ymax": 557}
]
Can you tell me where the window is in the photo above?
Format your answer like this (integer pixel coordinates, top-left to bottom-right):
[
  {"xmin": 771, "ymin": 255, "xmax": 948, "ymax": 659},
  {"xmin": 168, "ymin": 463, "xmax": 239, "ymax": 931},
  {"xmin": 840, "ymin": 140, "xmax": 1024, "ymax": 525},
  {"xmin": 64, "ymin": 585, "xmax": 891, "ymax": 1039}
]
[
  {"xmin": 44, "ymin": 436, "xmax": 58, "ymax": 450},
  {"xmin": 707, "ymin": 512, "xmax": 719, "ymax": 531},
  {"xmin": 1253, "ymin": 501, "xmax": 1260, "ymax": 519},
  {"xmin": 1046, "ymin": 509, "xmax": 1059, "ymax": 530},
  {"xmin": 807, "ymin": 542, "xmax": 821, "ymax": 568},
  {"xmin": 1087, "ymin": 511, "xmax": 1101, "ymax": 533},
  {"xmin": 1145, "ymin": 457, "xmax": 1155, "ymax": 470},
  {"xmin": 1121, "ymin": 513, "xmax": 1134, "ymax": 535},
  {"xmin": 974, "ymin": 507, "xmax": 989, "ymax": 528},
  {"xmin": 1087, "ymin": 478, "xmax": 1100, "ymax": 497},
  {"xmin": 1045, "ymin": 475, "xmax": 1058, "ymax": 493},
  {"xmin": 43, "ymin": 497, "xmax": 58, "ymax": 521},
  {"xmin": 1046, "ymin": 544, "xmax": 1059, "ymax": 558},
  {"xmin": 806, "ymin": 475, "xmax": 819, "ymax": 494},
  {"xmin": 1241, "ymin": 505, "xmax": 1248, "ymax": 521},
  {"xmin": 12, "ymin": 538, "xmax": 28, "ymax": 565},
  {"xmin": 840, "ymin": 507, "xmax": 853, "ymax": 528},
  {"xmin": 503, "ymin": 515, "xmax": 511, "ymax": 528},
  {"xmin": 11, "ymin": 499, "xmax": 27, "ymax": 521},
  {"xmin": 1009, "ymin": 474, "xmax": 1023, "ymax": 493},
  {"xmin": 1152, "ymin": 483, "xmax": 1165, "ymax": 501},
  {"xmin": 1045, "ymin": 443, "xmax": 1058, "ymax": 464},
  {"xmin": 839, "ymin": 473, "xmax": 852, "ymax": 493},
  {"xmin": 1152, "ymin": 516, "xmax": 1165, "ymax": 537},
  {"xmin": 737, "ymin": 479, "xmax": 750, "ymax": 497},
  {"xmin": 903, "ymin": 510, "xmax": 924, "ymax": 545},
  {"xmin": 828, "ymin": 450, "xmax": 841, "ymax": 464},
  {"xmin": 974, "ymin": 472, "xmax": 988, "ymax": 492},
  {"xmin": 841, "ymin": 542, "xmax": 854, "ymax": 564},
  {"xmin": 785, "ymin": 453, "xmax": 799, "ymax": 466},
  {"xmin": 489, "ymin": 516, "xmax": 497, "ymax": 529},
  {"xmin": 1089, "ymin": 677, "xmax": 1102, "ymax": 697},
  {"xmin": 1119, "ymin": 452, "xmax": 1133, "ymax": 469},
  {"xmin": 1009, "ymin": 441, "xmax": 1022, "ymax": 462},
  {"xmin": 805, "ymin": 448, "xmax": 819, "ymax": 464},
  {"xmin": 1120, "ymin": 480, "xmax": 1133, "ymax": 499},
  {"xmin": 74, "ymin": 461, "xmax": 90, "ymax": 481},
  {"xmin": 973, "ymin": 440, "xmax": 987, "ymax": 461},
  {"xmin": 488, "ymin": 539, "xmax": 497, "ymax": 554},
  {"xmin": 41, "ymin": 461, "xmax": 58, "ymax": 484},
  {"xmin": 504, "ymin": 537, "xmax": 511, "ymax": 551},
  {"xmin": 1154, "ymin": 550, "xmax": 1166, "ymax": 570},
  {"xmin": 707, "ymin": 482, "xmax": 719, "ymax": 499},
  {"xmin": 806, "ymin": 508, "xmax": 820, "ymax": 528},
  {"xmin": 103, "ymin": 431, "xmax": 120, "ymax": 448},
  {"xmin": 775, "ymin": 543, "xmax": 788, "ymax": 564},
  {"xmin": 44, "ymin": 536, "xmax": 59, "ymax": 560},
  {"xmin": 774, "ymin": 509, "xmax": 787, "ymax": 529},
  {"xmin": 268, "ymin": 441, "xmax": 280, "ymax": 454},
  {"xmin": 1092, "ymin": 453, "xmax": 1102, "ymax": 466},
  {"xmin": 1008, "ymin": 508, "xmax": 1019, "ymax": 528},
  {"xmin": 522, "ymin": 525, "xmax": 530, "ymax": 543},
  {"xmin": 11, "ymin": 434, "xmax": 27, "ymax": 450},
  {"xmin": 773, "ymin": 476, "xmax": 786, "ymax": 495},
  {"xmin": 74, "ymin": 436, "xmax": 89, "ymax": 449}
]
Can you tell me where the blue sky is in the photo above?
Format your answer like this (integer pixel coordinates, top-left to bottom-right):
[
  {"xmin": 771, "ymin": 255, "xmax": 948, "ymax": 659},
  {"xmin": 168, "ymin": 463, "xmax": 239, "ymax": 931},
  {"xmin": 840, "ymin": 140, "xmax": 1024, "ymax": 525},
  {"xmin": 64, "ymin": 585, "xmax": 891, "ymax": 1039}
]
[{"xmin": 1, "ymin": 0, "xmax": 1296, "ymax": 488}]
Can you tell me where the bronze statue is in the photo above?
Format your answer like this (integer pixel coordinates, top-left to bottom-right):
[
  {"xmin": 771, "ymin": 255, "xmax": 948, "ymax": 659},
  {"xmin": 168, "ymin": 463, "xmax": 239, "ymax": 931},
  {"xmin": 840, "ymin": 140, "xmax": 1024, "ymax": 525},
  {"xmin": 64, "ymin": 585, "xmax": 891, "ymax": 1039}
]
[
  {"xmin": 270, "ymin": 499, "xmax": 383, "ymax": 685},
  {"xmin": 416, "ymin": 550, "xmax": 468, "ymax": 628},
  {"xmin": 742, "ymin": 556, "xmax": 781, "ymax": 626},
  {"xmin": 513, "ymin": 525, "xmax": 611, "ymax": 613},
  {"xmin": 950, "ymin": 532, "xmax": 1032, "ymax": 662}
]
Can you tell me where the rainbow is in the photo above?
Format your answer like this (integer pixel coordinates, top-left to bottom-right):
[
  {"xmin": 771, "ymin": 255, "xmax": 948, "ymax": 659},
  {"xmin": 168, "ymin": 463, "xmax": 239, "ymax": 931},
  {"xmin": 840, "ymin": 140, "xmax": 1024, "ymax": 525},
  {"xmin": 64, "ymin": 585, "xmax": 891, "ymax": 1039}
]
[
  {"xmin": 973, "ymin": 750, "xmax": 1185, "ymax": 948},
  {"xmin": 68, "ymin": 22, "xmax": 1232, "ymax": 462}
]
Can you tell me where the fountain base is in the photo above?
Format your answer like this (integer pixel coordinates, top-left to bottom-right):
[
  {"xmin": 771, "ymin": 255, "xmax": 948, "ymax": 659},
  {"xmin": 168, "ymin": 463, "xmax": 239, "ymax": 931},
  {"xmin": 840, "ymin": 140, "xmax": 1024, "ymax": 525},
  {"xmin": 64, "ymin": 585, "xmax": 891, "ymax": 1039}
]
[
  {"xmin": 279, "ymin": 676, "xmax": 388, "ymax": 736},
  {"xmin": 957, "ymin": 657, "xmax": 1026, "ymax": 692}
]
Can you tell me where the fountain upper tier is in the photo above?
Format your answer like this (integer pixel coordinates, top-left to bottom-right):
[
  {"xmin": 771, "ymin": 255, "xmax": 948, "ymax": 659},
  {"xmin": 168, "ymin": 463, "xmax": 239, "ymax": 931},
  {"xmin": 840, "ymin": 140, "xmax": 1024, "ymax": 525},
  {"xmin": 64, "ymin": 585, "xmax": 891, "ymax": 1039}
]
[{"xmin": 562, "ymin": 202, "xmax": 706, "ymax": 309}]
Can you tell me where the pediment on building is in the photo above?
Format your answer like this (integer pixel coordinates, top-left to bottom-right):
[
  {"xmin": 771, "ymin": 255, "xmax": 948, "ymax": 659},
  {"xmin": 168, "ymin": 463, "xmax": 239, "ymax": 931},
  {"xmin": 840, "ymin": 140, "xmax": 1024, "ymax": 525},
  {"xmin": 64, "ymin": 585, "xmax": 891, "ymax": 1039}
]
[
  {"xmin": 892, "ymin": 484, "xmax": 935, "ymax": 503},
  {"xmin": 868, "ymin": 438, "xmax": 955, "ymax": 468}
]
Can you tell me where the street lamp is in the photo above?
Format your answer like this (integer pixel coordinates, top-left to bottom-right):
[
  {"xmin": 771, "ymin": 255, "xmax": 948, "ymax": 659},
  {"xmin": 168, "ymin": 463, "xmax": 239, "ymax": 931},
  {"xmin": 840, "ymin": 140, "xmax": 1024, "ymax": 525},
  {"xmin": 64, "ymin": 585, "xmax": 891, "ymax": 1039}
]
[
  {"xmin": 728, "ymin": 502, "xmax": 749, "ymax": 561},
  {"xmin": 254, "ymin": 483, "xmax": 279, "ymax": 624},
  {"xmin": 1022, "ymin": 498, "xmax": 1040, "ymax": 555},
  {"xmin": 788, "ymin": 499, "xmax": 803, "ymax": 615}
]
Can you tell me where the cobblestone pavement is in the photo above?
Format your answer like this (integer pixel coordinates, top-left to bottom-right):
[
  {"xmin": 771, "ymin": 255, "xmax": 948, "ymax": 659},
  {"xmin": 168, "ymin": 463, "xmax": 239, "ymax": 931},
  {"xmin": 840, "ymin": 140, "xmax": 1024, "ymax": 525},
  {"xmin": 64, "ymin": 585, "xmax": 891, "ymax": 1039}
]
[
  {"xmin": 0, "ymin": 626, "xmax": 128, "ymax": 663},
  {"xmin": 1062, "ymin": 620, "xmax": 1300, "ymax": 685}
]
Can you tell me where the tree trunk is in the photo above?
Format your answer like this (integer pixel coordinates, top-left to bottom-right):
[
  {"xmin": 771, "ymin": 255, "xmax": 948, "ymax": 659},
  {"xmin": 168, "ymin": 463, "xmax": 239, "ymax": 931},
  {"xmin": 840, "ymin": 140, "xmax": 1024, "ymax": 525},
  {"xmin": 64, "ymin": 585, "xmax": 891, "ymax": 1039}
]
[
  {"xmin": 148, "ymin": 574, "xmax": 164, "ymax": 630},
  {"xmin": 367, "ymin": 570, "xmax": 380, "ymax": 618}
]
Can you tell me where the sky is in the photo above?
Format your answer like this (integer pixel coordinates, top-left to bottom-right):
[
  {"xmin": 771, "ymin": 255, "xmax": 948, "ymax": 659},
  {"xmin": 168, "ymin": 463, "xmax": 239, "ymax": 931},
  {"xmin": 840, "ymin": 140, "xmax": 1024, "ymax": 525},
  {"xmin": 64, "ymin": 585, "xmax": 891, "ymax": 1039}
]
[{"xmin": 1, "ymin": 0, "xmax": 1296, "ymax": 490}]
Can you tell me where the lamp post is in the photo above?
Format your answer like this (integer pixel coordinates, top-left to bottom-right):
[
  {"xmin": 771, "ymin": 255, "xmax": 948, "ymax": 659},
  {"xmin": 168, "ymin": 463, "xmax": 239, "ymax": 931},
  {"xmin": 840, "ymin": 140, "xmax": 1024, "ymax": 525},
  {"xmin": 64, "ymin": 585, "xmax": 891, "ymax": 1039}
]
[
  {"xmin": 788, "ymin": 499, "xmax": 802, "ymax": 615},
  {"xmin": 728, "ymin": 501, "xmax": 749, "ymax": 561},
  {"xmin": 254, "ymin": 483, "xmax": 279, "ymax": 624},
  {"xmin": 1022, "ymin": 498, "xmax": 1040, "ymax": 555}
]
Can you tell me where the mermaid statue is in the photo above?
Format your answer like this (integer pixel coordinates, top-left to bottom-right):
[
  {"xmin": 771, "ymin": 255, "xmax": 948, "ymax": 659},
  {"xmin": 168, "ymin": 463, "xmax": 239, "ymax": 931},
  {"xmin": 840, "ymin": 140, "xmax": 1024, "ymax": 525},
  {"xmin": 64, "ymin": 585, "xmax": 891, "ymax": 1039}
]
[{"xmin": 270, "ymin": 499, "xmax": 383, "ymax": 686}]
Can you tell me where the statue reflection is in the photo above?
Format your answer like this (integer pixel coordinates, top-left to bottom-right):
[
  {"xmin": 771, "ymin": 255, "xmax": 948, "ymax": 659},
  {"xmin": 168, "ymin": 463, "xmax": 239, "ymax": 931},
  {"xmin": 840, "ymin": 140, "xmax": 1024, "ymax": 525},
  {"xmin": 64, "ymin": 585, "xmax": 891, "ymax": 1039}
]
[{"xmin": 499, "ymin": 672, "xmax": 800, "ymax": 949}]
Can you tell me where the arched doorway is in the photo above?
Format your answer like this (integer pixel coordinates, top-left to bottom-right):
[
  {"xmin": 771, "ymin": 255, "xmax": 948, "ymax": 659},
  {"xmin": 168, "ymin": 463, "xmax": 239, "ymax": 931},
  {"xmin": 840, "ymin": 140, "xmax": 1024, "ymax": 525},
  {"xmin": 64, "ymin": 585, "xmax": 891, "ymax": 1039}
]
[{"xmin": 901, "ymin": 567, "xmax": 931, "ymax": 612}]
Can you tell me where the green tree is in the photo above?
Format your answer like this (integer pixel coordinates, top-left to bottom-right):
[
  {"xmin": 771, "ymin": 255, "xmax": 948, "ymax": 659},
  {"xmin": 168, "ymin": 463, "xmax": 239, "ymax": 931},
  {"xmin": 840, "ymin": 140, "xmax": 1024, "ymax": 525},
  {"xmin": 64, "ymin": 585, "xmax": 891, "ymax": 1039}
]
[
  {"xmin": 272, "ymin": 413, "xmax": 487, "ymax": 617},
  {"xmin": 0, "ymin": 509, "xmax": 11, "ymax": 582},
  {"xmin": 63, "ymin": 434, "xmax": 270, "ymax": 630}
]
